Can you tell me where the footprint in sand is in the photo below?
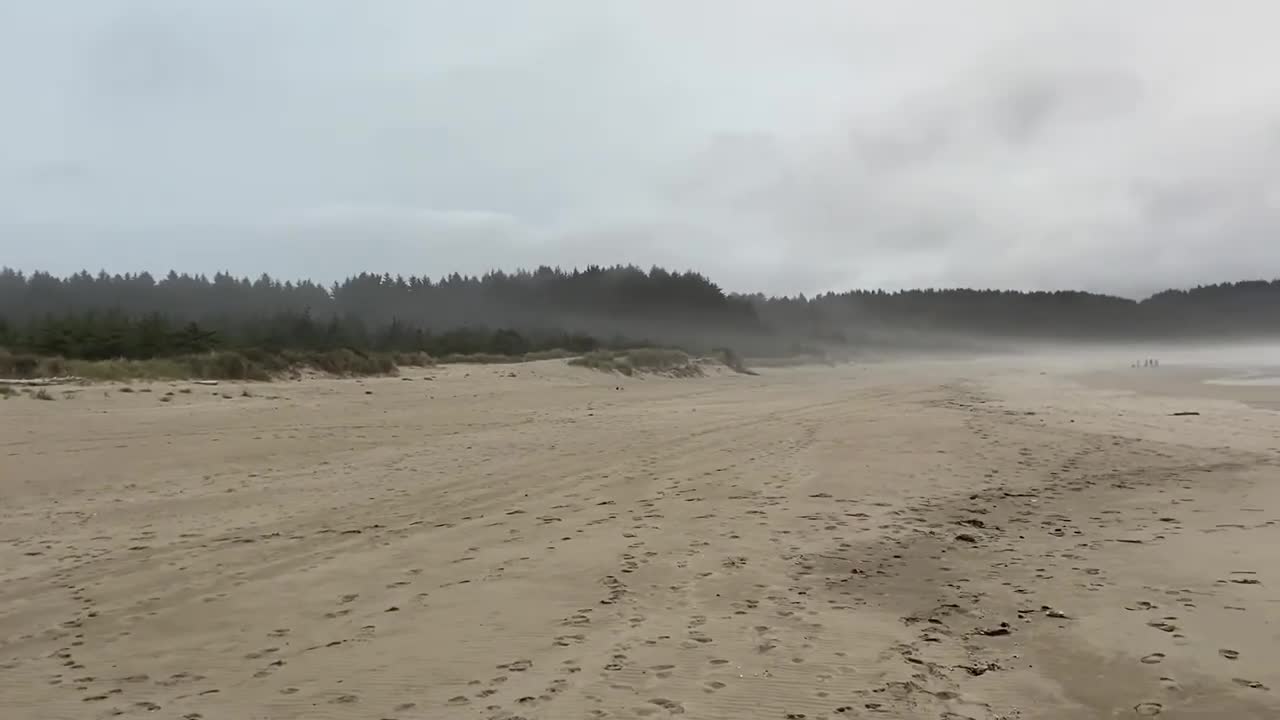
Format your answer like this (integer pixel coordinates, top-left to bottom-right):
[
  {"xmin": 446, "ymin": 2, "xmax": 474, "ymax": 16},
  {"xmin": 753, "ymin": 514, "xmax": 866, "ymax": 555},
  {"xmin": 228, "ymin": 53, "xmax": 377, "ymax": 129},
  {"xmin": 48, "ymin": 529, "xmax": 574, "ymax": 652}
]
[
  {"xmin": 648, "ymin": 698, "xmax": 685, "ymax": 714},
  {"xmin": 1134, "ymin": 701, "xmax": 1163, "ymax": 716},
  {"xmin": 1218, "ymin": 649, "xmax": 1239, "ymax": 660}
]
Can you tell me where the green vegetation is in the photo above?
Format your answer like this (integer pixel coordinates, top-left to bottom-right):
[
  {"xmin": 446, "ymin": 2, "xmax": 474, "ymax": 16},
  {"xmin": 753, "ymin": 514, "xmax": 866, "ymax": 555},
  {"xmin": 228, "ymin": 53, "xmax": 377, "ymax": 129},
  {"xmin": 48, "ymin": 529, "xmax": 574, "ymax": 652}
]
[
  {"xmin": 570, "ymin": 347, "xmax": 762, "ymax": 377},
  {"xmin": 0, "ymin": 343, "xmax": 712, "ymax": 382},
  {"xmin": 437, "ymin": 352, "xmax": 520, "ymax": 365},
  {"xmin": 1, "ymin": 346, "xmax": 435, "ymax": 382},
  {"xmin": 746, "ymin": 354, "xmax": 833, "ymax": 368},
  {"xmin": 569, "ymin": 348, "xmax": 699, "ymax": 376},
  {"xmin": 0, "ymin": 341, "xmax": 734, "ymax": 382},
  {"xmin": 3, "ymin": 265, "xmax": 1278, "ymax": 384},
  {"xmin": 712, "ymin": 346, "xmax": 757, "ymax": 375},
  {"xmin": 519, "ymin": 348, "xmax": 578, "ymax": 362},
  {"xmin": 626, "ymin": 348, "xmax": 695, "ymax": 371},
  {"xmin": 65, "ymin": 354, "xmax": 266, "ymax": 381}
]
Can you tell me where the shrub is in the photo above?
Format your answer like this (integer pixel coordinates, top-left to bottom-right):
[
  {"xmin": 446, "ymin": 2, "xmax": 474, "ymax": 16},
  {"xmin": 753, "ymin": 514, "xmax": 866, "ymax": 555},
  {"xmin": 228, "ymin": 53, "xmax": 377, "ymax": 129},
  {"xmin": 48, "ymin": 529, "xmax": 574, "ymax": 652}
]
[
  {"xmin": 307, "ymin": 349, "xmax": 397, "ymax": 376},
  {"xmin": 65, "ymin": 357, "xmax": 186, "ymax": 381},
  {"xmin": 440, "ymin": 353, "xmax": 516, "ymax": 364},
  {"xmin": 0, "ymin": 352, "xmax": 41, "ymax": 379},
  {"xmin": 39, "ymin": 356, "xmax": 68, "ymax": 377},
  {"xmin": 393, "ymin": 351, "xmax": 436, "ymax": 367},
  {"xmin": 313, "ymin": 349, "xmax": 354, "ymax": 375},
  {"xmin": 711, "ymin": 347, "xmax": 757, "ymax": 375},
  {"xmin": 207, "ymin": 351, "xmax": 259, "ymax": 380},
  {"xmin": 522, "ymin": 348, "xmax": 575, "ymax": 361},
  {"xmin": 625, "ymin": 348, "xmax": 689, "ymax": 370},
  {"xmin": 568, "ymin": 350, "xmax": 622, "ymax": 372},
  {"xmin": 7, "ymin": 347, "xmax": 404, "ymax": 381},
  {"xmin": 241, "ymin": 347, "xmax": 292, "ymax": 374},
  {"xmin": 569, "ymin": 348, "xmax": 694, "ymax": 376}
]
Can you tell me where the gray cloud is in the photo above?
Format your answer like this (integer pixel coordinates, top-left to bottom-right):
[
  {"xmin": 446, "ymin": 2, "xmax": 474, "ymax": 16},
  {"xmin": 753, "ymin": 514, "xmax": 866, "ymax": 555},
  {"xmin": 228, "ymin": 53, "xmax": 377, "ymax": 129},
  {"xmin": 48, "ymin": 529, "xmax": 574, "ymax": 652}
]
[{"xmin": 3, "ymin": 1, "xmax": 1279, "ymax": 296}]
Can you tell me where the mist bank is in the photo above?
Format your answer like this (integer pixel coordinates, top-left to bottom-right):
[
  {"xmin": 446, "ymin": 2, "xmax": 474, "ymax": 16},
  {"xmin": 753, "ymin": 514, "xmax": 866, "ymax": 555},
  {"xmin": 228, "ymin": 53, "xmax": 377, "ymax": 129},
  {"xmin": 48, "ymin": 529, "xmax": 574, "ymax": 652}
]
[{"xmin": 3, "ymin": 266, "xmax": 1280, "ymax": 365}]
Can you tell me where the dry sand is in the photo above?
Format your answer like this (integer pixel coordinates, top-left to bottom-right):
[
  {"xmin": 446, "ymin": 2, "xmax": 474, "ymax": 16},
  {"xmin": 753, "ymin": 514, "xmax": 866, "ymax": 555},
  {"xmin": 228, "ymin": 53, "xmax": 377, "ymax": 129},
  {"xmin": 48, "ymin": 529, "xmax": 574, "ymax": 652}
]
[{"xmin": 1, "ymin": 358, "xmax": 1278, "ymax": 719}]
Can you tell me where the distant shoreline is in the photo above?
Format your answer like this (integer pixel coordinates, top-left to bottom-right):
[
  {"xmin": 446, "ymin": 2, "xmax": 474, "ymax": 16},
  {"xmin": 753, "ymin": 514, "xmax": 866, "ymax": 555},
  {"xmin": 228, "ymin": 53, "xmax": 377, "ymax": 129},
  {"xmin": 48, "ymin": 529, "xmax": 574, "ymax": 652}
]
[
  {"xmin": 1204, "ymin": 372, "xmax": 1280, "ymax": 387},
  {"xmin": 1075, "ymin": 364, "xmax": 1280, "ymax": 412}
]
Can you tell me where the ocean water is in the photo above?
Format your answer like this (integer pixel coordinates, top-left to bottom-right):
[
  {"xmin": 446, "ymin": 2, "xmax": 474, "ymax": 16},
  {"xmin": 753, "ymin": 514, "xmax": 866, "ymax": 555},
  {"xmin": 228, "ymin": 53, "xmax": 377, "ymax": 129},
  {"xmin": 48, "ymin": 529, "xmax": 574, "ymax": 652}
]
[
  {"xmin": 1107, "ymin": 342, "xmax": 1280, "ymax": 387},
  {"xmin": 1154, "ymin": 342, "xmax": 1280, "ymax": 369},
  {"xmin": 1204, "ymin": 374, "xmax": 1280, "ymax": 387}
]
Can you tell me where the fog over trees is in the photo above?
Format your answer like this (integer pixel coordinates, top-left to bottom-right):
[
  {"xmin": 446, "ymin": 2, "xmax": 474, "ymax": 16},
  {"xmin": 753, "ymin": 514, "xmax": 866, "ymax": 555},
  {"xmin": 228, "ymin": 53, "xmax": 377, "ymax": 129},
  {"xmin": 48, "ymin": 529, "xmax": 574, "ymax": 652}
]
[{"xmin": 2, "ymin": 266, "xmax": 1279, "ymax": 362}]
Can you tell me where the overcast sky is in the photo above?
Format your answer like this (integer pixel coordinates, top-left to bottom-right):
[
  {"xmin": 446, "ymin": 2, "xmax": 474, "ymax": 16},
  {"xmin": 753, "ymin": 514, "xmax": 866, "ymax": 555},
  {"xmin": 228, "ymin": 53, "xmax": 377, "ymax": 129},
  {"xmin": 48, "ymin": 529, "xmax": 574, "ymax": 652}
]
[{"xmin": 3, "ymin": 1, "xmax": 1279, "ymax": 297}]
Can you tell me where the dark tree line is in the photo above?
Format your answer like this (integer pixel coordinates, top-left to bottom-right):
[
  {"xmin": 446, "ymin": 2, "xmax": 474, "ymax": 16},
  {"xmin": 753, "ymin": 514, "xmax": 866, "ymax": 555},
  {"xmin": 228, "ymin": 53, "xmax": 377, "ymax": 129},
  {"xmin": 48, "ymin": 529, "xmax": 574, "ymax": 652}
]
[
  {"xmin": 750, "ymin": 280, "xmax": 1280, "ymax": 343},
  {"xmin": 2, "ymin": 266, "xmax": 1280, "ymax": 364},
  {"xmin": 0, "ymin": 266, "xmax": 754, "ymax": 361},
  {"xmin": 0, "ymin": 310, "xmax": 608, "ymax": 363},
  {"xmin": 1, "ymin": 265, "xmax": 757, "ymax": 329}
]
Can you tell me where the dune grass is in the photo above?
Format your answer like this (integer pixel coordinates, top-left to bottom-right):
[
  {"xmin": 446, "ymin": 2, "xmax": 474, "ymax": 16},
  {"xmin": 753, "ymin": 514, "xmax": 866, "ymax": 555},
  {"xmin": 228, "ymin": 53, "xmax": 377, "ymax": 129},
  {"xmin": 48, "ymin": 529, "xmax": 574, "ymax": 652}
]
[
  {"xmin": 0, "ymin": 344, "xmax": 574, "ymax": 383},
  {"xmin": 520, "ymin": 348, "xmax": 578, "ymax": 362},
  {"xmin": 2, "ymin": 344, "xmax": 738, "ymax": 383},
  {"xmin": 569, "ymin": 347, "xmax": 759, "ymax": 377},
  {"xmin": 2, "ymin": 349, "xmax": 414, "ymax": 382},
  {"xmin": 745, "ymin": 354, "xmax": 833, "ymax": 368},
  {"xmin": 438, "ymin": 348, "xmax": 578, "ymax": 364},
  {"xmin": 711, "ymin": 347, "xmax": 758, "ymax": 375},
  {"xmin": 569, "ymin": 348, "xmax": 697, "ymax": 376}
]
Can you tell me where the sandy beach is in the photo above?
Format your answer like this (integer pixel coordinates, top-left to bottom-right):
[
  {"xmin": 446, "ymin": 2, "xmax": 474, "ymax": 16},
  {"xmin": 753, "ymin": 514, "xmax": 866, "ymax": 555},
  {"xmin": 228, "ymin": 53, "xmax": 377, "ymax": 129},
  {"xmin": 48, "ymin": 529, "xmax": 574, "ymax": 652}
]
[{"xmin": 2, "ymin": 358, "xmax": 1277, "ymax": 719}]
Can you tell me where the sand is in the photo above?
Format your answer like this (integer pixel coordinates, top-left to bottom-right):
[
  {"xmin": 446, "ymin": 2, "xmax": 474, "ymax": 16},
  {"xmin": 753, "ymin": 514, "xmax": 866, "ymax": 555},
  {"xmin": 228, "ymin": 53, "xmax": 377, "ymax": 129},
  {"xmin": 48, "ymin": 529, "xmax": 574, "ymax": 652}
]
[{"xmin": 1, "ymin": 358, "xmax": 1277, "ymax": 719}]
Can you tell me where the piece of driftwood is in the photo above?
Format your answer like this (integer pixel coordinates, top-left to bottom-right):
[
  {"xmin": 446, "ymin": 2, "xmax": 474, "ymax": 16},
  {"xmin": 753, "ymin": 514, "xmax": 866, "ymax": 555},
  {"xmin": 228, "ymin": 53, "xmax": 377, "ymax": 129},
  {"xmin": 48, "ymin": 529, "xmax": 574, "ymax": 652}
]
[
  {"xmin": 192, "ymin": 380, "xmax": 220, "ymax": 386},
  {"xmin": 0, "ymin": 376, "xmax": 84, "ymax": 386}
]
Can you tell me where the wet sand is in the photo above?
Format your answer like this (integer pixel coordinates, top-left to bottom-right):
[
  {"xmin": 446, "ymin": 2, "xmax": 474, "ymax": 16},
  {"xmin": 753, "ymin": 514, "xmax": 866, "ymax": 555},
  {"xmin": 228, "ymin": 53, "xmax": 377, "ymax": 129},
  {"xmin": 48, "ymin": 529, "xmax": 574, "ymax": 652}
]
[
  {"xmin": 1079, "ymin": 364, "xmax": 1280, "ymax": 412},
  {"xmin": 1, "ymin": 359, "xmax": 1277, "ymax": 719}
]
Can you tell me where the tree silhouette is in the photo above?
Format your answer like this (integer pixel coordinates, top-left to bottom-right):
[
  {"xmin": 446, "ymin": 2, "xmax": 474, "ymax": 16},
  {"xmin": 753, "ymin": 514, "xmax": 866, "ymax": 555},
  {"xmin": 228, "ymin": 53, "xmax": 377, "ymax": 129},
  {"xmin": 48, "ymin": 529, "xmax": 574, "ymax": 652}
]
[{"xmin": 2, "ymin": 266, "xmax": 1279, "ymax": 364}]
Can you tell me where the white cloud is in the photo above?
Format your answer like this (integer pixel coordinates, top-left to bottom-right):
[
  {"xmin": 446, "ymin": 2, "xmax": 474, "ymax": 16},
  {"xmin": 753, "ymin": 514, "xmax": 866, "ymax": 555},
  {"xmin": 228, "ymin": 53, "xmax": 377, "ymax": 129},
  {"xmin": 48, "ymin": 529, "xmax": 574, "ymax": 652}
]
[{"xmin": 3, "ymin": 1, "xmax": 1280, "ymax": 296}]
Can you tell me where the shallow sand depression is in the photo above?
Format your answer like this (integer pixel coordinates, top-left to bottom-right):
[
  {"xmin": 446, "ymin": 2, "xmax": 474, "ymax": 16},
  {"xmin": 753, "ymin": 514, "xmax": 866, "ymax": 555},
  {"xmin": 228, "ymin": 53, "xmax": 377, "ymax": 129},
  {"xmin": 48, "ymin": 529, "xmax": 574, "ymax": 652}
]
[{"xmin": 1, "ymin": 358, "xmax": 1278, "ymax": 719}]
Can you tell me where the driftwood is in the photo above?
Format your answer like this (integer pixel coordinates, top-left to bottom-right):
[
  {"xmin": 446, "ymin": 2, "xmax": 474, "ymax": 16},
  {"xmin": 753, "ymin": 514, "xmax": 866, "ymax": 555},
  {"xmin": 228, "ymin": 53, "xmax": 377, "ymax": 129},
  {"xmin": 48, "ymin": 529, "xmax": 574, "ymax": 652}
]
[
  {"xmin": 0, "ymin": 376, "xmax": 84, "ymax": 386},
  {"xmin": 193, "ymin": 380, "xmax": 220, "ymax": 386}
]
